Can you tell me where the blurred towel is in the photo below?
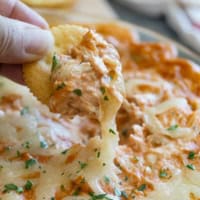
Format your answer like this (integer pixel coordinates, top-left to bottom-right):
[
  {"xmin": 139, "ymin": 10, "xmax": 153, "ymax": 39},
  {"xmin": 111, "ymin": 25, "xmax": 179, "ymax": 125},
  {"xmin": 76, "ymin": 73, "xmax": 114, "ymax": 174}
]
[{"xmin": 116, "ymin": 0, "xmax": 200, "ymax": 53}]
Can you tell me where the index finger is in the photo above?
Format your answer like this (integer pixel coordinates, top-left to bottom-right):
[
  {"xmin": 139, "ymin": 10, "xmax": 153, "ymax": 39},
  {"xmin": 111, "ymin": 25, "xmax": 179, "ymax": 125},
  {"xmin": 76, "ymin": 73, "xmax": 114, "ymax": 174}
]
[{"xmin": 0, "ymin": 0, "xmax": 48, "ymax": 29}]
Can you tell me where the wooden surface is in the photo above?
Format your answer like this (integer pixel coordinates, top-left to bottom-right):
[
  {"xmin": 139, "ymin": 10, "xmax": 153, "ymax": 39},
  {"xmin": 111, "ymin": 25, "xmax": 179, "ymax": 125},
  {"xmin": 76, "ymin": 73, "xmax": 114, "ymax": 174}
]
[{"xmin": 35, "ymin": 0, "xmax": 117, "ymax": 26}]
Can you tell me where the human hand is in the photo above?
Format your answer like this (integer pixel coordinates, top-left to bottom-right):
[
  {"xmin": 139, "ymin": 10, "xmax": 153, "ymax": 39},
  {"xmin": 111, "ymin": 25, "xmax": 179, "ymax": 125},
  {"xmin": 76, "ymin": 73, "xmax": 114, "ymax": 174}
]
[{"xmin": 0, "ymin": 0, "xmax": 54, "ymax": 83}]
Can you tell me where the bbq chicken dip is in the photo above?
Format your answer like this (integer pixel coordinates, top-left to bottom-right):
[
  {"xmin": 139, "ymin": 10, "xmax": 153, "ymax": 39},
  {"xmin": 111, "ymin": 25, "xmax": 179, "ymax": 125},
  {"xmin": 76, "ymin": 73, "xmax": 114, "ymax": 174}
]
[{"xmin": 1, "ymin": 22, "xmax": 200, "ymax": 200}]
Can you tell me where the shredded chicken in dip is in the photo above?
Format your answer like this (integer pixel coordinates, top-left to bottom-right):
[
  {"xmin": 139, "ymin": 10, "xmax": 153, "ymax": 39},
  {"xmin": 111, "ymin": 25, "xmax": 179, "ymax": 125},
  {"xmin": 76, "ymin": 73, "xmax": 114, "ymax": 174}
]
[{"xmin": 49, "ymin": 30, "xmax": 124, "ymax": 120}]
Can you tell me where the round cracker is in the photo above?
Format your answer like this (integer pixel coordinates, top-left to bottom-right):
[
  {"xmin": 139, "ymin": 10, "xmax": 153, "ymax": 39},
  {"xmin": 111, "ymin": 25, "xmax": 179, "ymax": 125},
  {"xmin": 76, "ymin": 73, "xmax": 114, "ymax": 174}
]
[
  {"xmin": 23, "ymin": 24, "xmax": 88, "ymax": 104},
  {"xmin": 21, "ymin": 0, "xmax": 75, "ymax": 8},
  {"xmin": 23, "ymin": 23, "xmax": 135, "ymax": 105}
]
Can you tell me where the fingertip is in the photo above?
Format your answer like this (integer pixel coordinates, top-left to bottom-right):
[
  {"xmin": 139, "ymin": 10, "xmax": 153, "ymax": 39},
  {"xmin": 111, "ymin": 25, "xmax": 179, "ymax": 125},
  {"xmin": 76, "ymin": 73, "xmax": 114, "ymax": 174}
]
[
  {"xmin": 0, "ymin": 16, "xmax": 54, "ymax": 64},
  {"xmin": 11, "ymin": 1, "xmax": 49, "ymax": 29},
  {"xmin": 28, "ymin": 11, "xmax": 49, "ymax": 29},
  {"xmin": 36, "ymin": 15, "xmax": 49, "ymax": 29},
  {"xmin": 25, "ymin": 29, "xmax": 54, "ymax": 58}
]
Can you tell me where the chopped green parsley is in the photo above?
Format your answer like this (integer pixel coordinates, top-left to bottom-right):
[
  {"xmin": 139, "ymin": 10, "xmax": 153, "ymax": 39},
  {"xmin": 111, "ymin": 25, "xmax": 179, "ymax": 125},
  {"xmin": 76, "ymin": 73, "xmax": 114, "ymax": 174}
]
[
  {"xmin": 78, "ymin": 161, "xmax": 87, "ymax": 169},
  {"xmin": 73, "ymin": 89, "xmax": 82, "ymax": 96},
  {"xmin": 104, "ymin": 96, "xmax": 109, "ymax": 101},
  {"xmin": 159, "ymin": 170, "xmax": 168, "ymax": 178},
  {"xmin": 166, "ymin": 124, "xmax": 179, "ymax": 131},
  {"xmin": 3, "ymin": 184, "xmax": 23, "ymax": 194},
  {"xmin": 20, "ymin": 106, "xmax": 29, "ymax": 116},
  {"xmin": 73, "ymin": 187, "xmax": 81, "ymax": 196},
  {"xmin": 89, "ymin": 193, "xmax": 111, "ymax": 200},
  {"xmin": 16, "ymin": 150, "xmax": 21, "ymax": 157},
  {"xmin": 114, "ymin": 187, "xmax": 121, "ymax": 197},
  {"xmin": 121, "ymin": 191, "xmax": 128, "ymax": 198},
  {"xmin": 109, "ymin": 128, "xmax": 116, "ymax": 135},
  {"xmin": 60, "ymin": 184, "xmax": 65, "ymax": 191},
  {"xmin": 40, "ymin": 140, "xmax": 48, "ymax": 149},
  {"xmin": 61, "ymin": 149, "xmax": 69, "ymax": 155},
  {"xmin": 188, "ymin": 151, "xmax": 195, "ymax": 160},
  {"xmin": 56, "ymin": 82, "xmax": 66, "ymax": 90},
  {"xmin": 138, "ymin": 184, "xmax": 146, "ymax": 191},
  {"xmin": 25, "ymin": 159, "xmax": 37, "ymax": 169},
  {"xmin": 104, "ymin": 176, "xmax": 110, "ymax": 184},
  {"xmin": 124, "ymin": 176, "xmax": 128, "ymax": 181},
  {"xmin": 51, "ymin": 54, "xmax": 60, "ymax": 72},
  {"xmin": 186, "ymin": 164, "xmax": 195, "ymax": 170},
  {"xmin": 100, "ymin": 87, "xmax": 106, "ymax": 94},
  {"xmin": 22, "ymin": 141, "xmax": 31, "ymax": 149},
  {"xmin": 97, "ymin": 151, "xmax": 101, "ymax": 158},
  {"xmin": 24, "ymin": 180, "xmax": 32, "ymax": 191}
]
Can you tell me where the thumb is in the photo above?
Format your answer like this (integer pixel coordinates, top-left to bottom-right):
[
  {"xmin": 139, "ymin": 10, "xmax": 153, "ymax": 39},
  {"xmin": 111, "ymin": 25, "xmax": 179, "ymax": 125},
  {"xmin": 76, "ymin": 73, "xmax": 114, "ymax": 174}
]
[{"xmin": 0, "ymin": 15, "xmax": 54, "ymax": 64}]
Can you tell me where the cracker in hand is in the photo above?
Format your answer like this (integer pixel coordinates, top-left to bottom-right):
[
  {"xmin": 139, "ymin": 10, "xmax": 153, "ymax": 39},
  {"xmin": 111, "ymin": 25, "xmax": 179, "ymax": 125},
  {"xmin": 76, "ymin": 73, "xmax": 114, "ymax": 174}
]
[{"xmin": 23, "ymin": 24, "xmax": 124, "ymax": 119}]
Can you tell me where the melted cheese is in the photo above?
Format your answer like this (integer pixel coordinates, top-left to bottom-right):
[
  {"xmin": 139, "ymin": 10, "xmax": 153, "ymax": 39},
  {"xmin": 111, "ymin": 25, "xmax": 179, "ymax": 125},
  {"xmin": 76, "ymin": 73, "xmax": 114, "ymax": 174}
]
[
  {"xmin": 0, "ymin": 77, "xmax": 82, "ymax": 199},
  {"xmin": 2, "ymin": 22, "xmax": 200, "ymax": 200},
  {"xmin": 141, "ymin": 171, "xmax": 200, "ymax": 200},
  {"xmin": 144, "ymin": 98, "xmax": 200, "ymax": 139},
  {"xmin": 49, "ymin": 29, "xmax": 125, "ymax": 195}
]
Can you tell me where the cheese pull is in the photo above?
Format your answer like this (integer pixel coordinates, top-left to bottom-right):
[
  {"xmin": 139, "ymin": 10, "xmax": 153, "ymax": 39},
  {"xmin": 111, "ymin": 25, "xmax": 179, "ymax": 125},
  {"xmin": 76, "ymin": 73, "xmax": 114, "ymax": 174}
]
[{"xmin": 23, "ymin": 24, "xmax": 125, "ymax": 197}]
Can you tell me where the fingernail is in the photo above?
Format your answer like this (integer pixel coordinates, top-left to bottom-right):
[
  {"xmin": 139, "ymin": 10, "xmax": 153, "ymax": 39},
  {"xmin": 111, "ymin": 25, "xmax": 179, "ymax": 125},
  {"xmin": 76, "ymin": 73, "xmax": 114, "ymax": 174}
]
[
  {"xmin": 25, "ymin": 28, "xmax": 54, "ymax": 56},
  {"xmin": 38, "ymin": 17, "xmax": 49, "ymax": 29}
]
